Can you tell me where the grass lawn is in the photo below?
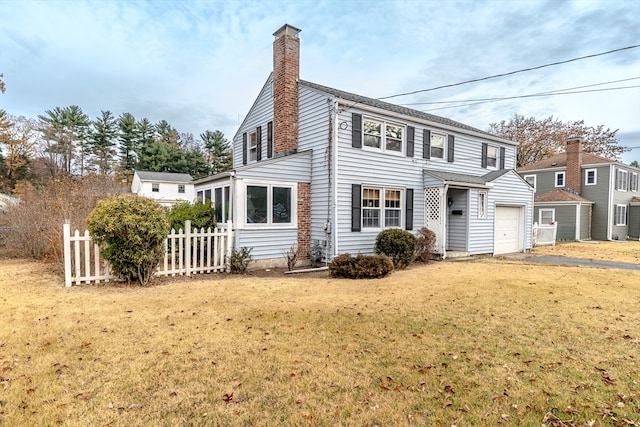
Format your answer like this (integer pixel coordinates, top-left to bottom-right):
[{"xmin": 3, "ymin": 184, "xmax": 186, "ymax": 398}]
[
  {"xmin": 1, "ymin": 256, "xmax": 639, "ymax": 426},
  {"xmin": 532, "ymin": 240, "xmax": 640, "ymax": 264}
]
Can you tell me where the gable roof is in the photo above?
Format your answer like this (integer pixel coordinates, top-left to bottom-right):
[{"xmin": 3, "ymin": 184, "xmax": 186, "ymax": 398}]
[
  {"xmin": 518, "ymin": 152, "xmax": 613, "ymax": 171},
  {"xmin": 135, "ymin": 171, "xmax": 193, "ymax": 183},
  {"xmin": 299, "ymin": 80, "xmax": 515, "ymax": 145},
  {"xmin": 534, "ymin": 189, "xmax": 593, "ymax": 203}
]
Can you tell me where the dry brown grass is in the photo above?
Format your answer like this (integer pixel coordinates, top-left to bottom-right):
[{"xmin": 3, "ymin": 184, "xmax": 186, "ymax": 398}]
[
  {"xmin": 533, "ymin": 240, "xmax": 640, "ymax": 264},
  {"xmin": 1, "ymin": 257, "xmax": 639, "ymax": 426}
]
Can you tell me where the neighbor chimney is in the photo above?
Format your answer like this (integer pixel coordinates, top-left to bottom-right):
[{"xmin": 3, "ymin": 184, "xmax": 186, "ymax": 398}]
[
  {"xmin": 273, "ymin": 24, "xmax": 301, "ymax": 155},
  {"xmin": 566, "ymin": 137, "xmax": 582, "ymax": 194}
]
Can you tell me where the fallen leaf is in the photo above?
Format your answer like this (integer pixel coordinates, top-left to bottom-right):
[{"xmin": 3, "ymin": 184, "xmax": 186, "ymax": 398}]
[{"xmin": 128, "ymin": 403, "xmax": 142, "ymax": 410}]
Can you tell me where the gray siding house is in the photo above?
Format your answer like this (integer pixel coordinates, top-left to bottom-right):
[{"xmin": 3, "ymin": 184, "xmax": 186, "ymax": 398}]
[
  {"xmin": 196, "ymin": 24, "xmax": 534, "ymax": 266},
  {"xmin": 518, "ymin": 138, "xmax": 640, "ymax": 241}
]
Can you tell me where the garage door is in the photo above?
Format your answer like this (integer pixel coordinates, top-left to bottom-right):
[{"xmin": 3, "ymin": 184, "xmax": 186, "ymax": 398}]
[{"xmin": 494, "ymin": 206, "xmax": 522, "ymax": 254}]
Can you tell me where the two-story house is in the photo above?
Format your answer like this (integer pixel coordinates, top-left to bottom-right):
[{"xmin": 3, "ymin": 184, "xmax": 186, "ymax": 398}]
[
  {"xmin": 197, "ymin": 24, "xmax": 534, "ymax": 266},
  {"xmin": 518, "ymin": 138, "xmax": 640, "ymax": 241},
  {"xmin": 131, "ymin": 170, "xmax": 195, "ymax": 207}
]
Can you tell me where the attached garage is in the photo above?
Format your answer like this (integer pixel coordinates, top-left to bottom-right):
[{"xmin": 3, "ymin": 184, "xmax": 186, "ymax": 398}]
[{"xmin": 494, "ymin": 206, "xmax": 523, "ymax": 254}]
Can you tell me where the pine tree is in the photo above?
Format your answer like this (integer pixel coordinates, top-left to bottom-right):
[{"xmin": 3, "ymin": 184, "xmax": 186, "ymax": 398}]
[{"xmin": 201, "ymin": 130, "xmax": 232, "ymax": 175}]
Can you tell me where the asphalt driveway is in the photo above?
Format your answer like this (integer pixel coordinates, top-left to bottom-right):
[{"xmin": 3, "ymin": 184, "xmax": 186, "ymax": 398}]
[{"xmin": 524, "ymin": 255, "xmax": 640, "ymax": 271}]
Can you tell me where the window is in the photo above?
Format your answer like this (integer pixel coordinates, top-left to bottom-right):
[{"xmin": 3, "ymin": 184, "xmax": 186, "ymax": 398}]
[
  {"xmin": 363, "ymin": 118, "xmax": 404, "ymax": 153},
  {"xmin": 196, "ymin": 191, "xmax": 203, "ymax": 203},
  {"xmin": 631, "ymin": 173, "xmax": 638, "ymax": 192},
  {"xmin": 614, "ymin": 204, "xmax": 627, "ymax": 226},
  {"xmin": 178, "ymin": 184, "xmax": 185, "ymax": 194},
  {"xmin": 248, "ymin": 132, "xmax": 258, "ymax": 162},
  {"xmin": 246, "ymin": 184, "xmax": 294, "ymax": 226},
  {"xmin": 204, "ymin": 189, "xmax": 212, "ymax": 202},
  {"xmin": 585, "ymin": 169, "xmax": 597, "ymax": 185},
  {"xmin": 362, "ymin": 186, "xmax": 403, "ymax": 229},
  {"xmin": 555, "ymin": 171, "xmax": 565, "ymax": 187},
  {"xmin": 539, "ymin": 209, "xmax": 555, "ymax": 224},
  {"xmin": 152, "ymin": 183, "xmax": 159, "ymax": 193},
  {"xmin": 524, "ymin": 175, "xmax": 536, "ymax": 190},
  {"xmin": 214, "ymin": 186, "xmax": 232, "ymax": 223},
  {"xmin": 430, "ymin": 133, "xmax": 445, "ymax": 159},
  {"xmin": 486, "ymin": 146, "xmax": 498, "ymax": 169},
  {"xmin": 616, "ymin": 169, "xmax": 628, "ymax": 191},
  {"xmin": 478, "ymin": 191, "xmax": 487, "ymax": 219}
]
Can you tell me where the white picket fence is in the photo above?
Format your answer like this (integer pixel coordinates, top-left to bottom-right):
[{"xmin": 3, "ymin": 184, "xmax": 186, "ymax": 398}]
[
  {"xmin": 533, "ymin": 221, "xmax": 557, "ymax": 247},
  {"xmin": 63, "ymin": 220, "xmax": 234, "ymax": 287}
]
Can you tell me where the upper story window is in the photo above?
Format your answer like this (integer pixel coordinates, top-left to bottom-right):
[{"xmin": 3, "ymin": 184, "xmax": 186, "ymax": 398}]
[
  {"xmin": 585, "ymin": 169, "xmax": 597, "ymax": 185},
  {"xmin": 363, "ymin": 118, "xmax": 404, "ymax": 154},
  {"xmin": 430, "ymin": 133, "xmax": 446, "ymax": 159},
  {"xmin": 524, "ymin": 175, "xmax": 536, "ymax": 190},
  {"xmin": 246, "ymin": 183, "xmax": 294, "ymax": 226},
  {"xmin": 362, "ymin": 186, "xmax": 403, "ymax": 229},
  {"xmin": 555, "ymin": 171, "xmax": 565, "ymax": 187},
  {"xmin": 178, "ymin": 184, "xmax": 185, "ymax": 194},
  {"xmin": 631, "ymin": 173, "xmax": 638, "ymax": 192},
  {"xmin": 248, "ymin": 132, "xmax": 258, "ymax": 163},
  {"xmin": 152, "ymin": 183, "xmax": 159, "ymax": 193},
  {"xmin": 486, "ymin": 146, "xmax": 498, "ymax": 169},
  {"xmin": 616, "ymin": 169, "xmax": 628, "ymax": 191}
]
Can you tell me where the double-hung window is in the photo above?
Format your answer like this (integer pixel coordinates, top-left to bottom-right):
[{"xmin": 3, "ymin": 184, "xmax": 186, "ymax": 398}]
[
  {"xmin": 524, "ymin": 175, "xmax": 536, "ymax": 191},
  {"xmin": 616, "ymin": 169, "xmax": 628, "ymax": 191},
  {"xmin": 631, "ymin": 173, "xmax": 638, "ymax": 192},
  {"xmin": 585, "ymin": 169, "xmax": 597, "ymax": 185},
  {"xmin": 246, "ymin": 183, "xmax": 294, "ymax": 226},
  {"xmin": 430, "ymin": 133, "xmax": 446, "ymax": 159},
  {"xmin": 539, "ymin": 209, "xmax": 555, "ymax": 224},
  {"xmin": 178, "ymin": 184, "xmax": 185, "ymax": 194},
  {"xmin": 363, "ymin": 118, "xmax": 404, "ymax": 154},
  {"xmin": 362, "ymin": 186, "xmax": 402, "ymax": 229},
  {"xmin": 152, "ymin": 183, "xmax": 159, "ymax": 193},
  {"xmin": 614, "ymin": 205, "xmax": 627, "ymax": 226},
  {"xmin": 555, "ymin": 171, "xmax": 565, "ymax": 187},
  {"xmin": 486, "ymin": 146, "xmax": 498, "ymax": 169},
  {"xmin": 248, "ymin": 132, "xmax": 258, "ymax": 163}
]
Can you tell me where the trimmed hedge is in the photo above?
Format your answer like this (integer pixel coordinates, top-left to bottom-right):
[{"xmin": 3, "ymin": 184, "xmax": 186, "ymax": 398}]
[
  {"xmin": 329, "ymin": 253, "xmax": 394, "ymax": 279},
  {"xmin": 374, "ymin": 228, "xmax": 417, "ymax": 269}
]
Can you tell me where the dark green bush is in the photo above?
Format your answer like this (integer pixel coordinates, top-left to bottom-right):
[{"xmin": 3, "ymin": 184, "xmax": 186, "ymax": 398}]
[
  {"xmin": 87, "ymin": 195, "xmax": 169, "ymax": 286},
  {"xmin": 374, "ymin": 229, "xmax": 417, "ymax": 269},
  {"xmin": 328, "ymin": 253, "xmax": 394, "ymax": 279},
  {"xmin": 167, "ymin": 200, "xmax": 215, "ymax": 231},
  {"xmin": 414, "ymin": 227, "xmax": 437, "ymax": 263},
  {"xmin": 229, "ymin": 247, "xmax": 253, "ymax": 274}
]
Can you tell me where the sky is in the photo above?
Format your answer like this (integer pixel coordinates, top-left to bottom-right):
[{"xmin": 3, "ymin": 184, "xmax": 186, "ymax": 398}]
[{"xmin": 1, "ymin": 0, "xmax": 639, "ymax": 164}]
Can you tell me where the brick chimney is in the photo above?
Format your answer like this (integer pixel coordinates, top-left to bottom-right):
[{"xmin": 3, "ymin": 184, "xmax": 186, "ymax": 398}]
[
  {"xmin": 273, "ymin": 24, "xmax": 301, "ymax": 155},
  {"xmin": 566, "ymin": 137, "xmax": 582, "ymax": 194}
]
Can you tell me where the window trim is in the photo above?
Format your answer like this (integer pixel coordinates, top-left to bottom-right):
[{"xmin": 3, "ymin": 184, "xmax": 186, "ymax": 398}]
[
  {"xmin": 361, "ymin": 117, "xmax": 405, "ymax": 155},
  {"xmin": 478, "ymin": 191, "xmax": 487, "ymax": 219},
  {"xmin": 539, "ymin": 208, "xmax": 555, "ymax": 224},
  {"xmin": 524, "ymin": 174, "xmax": 536, "ymax": 191},
  {"xmin": 178, "ymin": 184, "xmax": 185, "ymax": 194},
  {"xmin": 248, "ymin": 131, "xmax": 258, "ymax": 163},
  {"xmin": 614, "ymin": 204, "xmax": 627, "ymax": 226},
  {"xmin": 430, "ymin": 132, "xmax": 446, "ymax": 160},
  {"xmin": 486, "ymin": 145, "xmax": 498, "ymax": 169},
  {"xmin": 152, "ymin": 183, "xmax": 159, "ymax": 193},
  {"xmin": 585, "ymin": 168, "xmax": 597, "ymax": 186},
  {"xmin": 631, "ymin": 172, "xmax": 638, "ymax": 192},
  {"xmin": 243, "ymin": 181, "xmax": 297, "ymax": 229},
  {"xmin": 616, "ymin": 169, "xmax": 628, "ymax": 192},
  {"xmin": 555, "ymin": 171, "xmax": 565, "ymax": 188},
  {"xmin": 361, "ymin": 185, "xmax": 404, "ymax": 230}
]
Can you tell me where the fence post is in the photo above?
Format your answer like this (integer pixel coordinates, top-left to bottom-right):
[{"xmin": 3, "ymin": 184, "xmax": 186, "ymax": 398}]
[
  {"xmin": 185, "ymin": 220, "xmax": 191, "ymax": 277},
  {"xmin": 63, "ymin": 222, "xmax": 72, "ymax": 287},
  {"xmin": 225, "ymin": 220, "xmax": 233, "ymax": 272}
]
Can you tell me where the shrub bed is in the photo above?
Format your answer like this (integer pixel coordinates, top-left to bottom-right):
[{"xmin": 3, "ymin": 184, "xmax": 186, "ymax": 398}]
[{"xmin": 329, "ymin": 253, "xmax": 394, "ymax": 279}]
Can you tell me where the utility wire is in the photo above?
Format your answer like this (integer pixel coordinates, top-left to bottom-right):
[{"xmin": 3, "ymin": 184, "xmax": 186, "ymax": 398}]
[{"xmin": 376, "ymin": 45, "xmax": 640, "ymax": 101}]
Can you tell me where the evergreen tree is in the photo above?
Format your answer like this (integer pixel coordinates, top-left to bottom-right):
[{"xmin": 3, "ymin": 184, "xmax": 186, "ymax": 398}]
[
  {"xmin": 89, "ymin": 110, "xmax": 117, "ymax": 175},
  {"xmin": 201, "ymin": 130, "xmax": 232, "ymax": 174},
  {"xmin": 118, "ymin": 113, "xmax": 138, "ymax": 175}
]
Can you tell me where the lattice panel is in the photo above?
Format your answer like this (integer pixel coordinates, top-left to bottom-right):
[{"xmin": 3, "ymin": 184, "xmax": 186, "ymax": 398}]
[{"xmin": 424, "ymin": 187, "xmax": 441, "ymax": 223}]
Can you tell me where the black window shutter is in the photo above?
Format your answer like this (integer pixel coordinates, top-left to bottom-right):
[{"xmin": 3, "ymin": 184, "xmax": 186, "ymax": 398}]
[
  {"xmin": 256, "ymin": 126, "xmax": 262, "ymax": 162},
  {"xmin": 352, "ymin": 113, "xmax": 362, "ymax": 148},
  {"xmin": 481, "ymin": 143, "xmax": 488, "ymax": 168},
  {"xmin": 405, "ymin": 188, "xmax": 414, "ymax": 230},
  {"xmin": 267, "ymin": 121, "xmax": 273, "ymax": 158},
  {"xmin": 406, "ymin": 126, "xmax": 415, "ymax": 157},
  {"xmin": 447, "ymin": 135, "xmax": 455, "ymax": 163},
  {"xmin": 500, "ymin": 147, "xmax": 506, "ymax": 169},
  {"xmin": 423, "ymin": 129, "xmax": 431, "ymax": 159},
  {"xmin": 351, "ymin": 184, "xmax": 361, "ymax": 232},
  {"xmin": 242, "ymin": 132, "xmax": 247, "ymax": 165}
]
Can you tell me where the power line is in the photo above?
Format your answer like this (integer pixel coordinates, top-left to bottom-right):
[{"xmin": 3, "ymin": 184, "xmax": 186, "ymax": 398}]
[
  {"xmin": 402, "ymin": 77, "xmax": 640, "ymax": 106},
  {"xmin": 377, "ymin": 45, "xmax": 640, "ymax": 101}
]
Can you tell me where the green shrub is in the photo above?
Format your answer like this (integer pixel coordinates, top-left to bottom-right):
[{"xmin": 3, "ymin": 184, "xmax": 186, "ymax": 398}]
[
  {"xmin": 414, "ymin": 227, "xmax": 437, "ymax": 263},
  {"xmin": 374, "ymin": 229, "xmax": 417, "ymax": 269},
  {"xmin": 87, "ymin": 195, "xmax": 169, "ymax": 286},
  {"xmin": 229, "ymin": 247, "xmax": 253, "ymax": 274},
  {"xmin": 328, "ymin": 253, "xmax": 394, "ymax": 279},
  {"xmin": 167, "ymin": 200, "xmax": 215, "ymax": 231}
]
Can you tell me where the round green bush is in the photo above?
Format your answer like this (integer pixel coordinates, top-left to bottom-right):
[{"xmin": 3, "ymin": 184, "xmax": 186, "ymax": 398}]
[
  {"xmin": 167, "ymin": 200, "xmax": 216, "ymax": 231},
  {"xmin": 87, "ymin": 195, "xmax": 169, "ymax": 286},
  {"xmin": 374, "ymin": 228, "xmax": 417, "ymax": 269}
]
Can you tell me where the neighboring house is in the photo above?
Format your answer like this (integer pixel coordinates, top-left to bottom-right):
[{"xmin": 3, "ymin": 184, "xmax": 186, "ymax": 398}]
[
  {"xmin": 518, "ymin": 138, "xmax": 640, "ymax": 241},
  {"xmin": 197, "ymin": 24, "xmax": 534, "ymax": 266},
  {"xmin": 131, "ymin": 171, "xmax": 195, "ymax": 207}
]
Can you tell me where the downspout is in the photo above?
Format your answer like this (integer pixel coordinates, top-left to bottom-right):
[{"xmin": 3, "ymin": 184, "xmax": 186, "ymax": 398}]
[
  {"xmin": 608, "ymin": 165, "xmax": 614, "ymax": 240},
  {"xmin": 442, "ymin": 183, "xmax": 449, "ymax": 259},
  {"xmin": 331, "ymin": 99, "xmax": 339, "ymax": 259}
]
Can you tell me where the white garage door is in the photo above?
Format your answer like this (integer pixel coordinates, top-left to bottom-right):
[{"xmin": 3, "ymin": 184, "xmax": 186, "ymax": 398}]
[{"xmin": 494, "ymin": 206, "xmax": 522, "ymax": 254}]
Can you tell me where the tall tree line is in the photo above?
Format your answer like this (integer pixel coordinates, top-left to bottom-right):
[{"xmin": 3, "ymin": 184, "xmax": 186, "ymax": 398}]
[{"xmin": 0, "ymin": 105, "xmax": 233, "ymax": 192}]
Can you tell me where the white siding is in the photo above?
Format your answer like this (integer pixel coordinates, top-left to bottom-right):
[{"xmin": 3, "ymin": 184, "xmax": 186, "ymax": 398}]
[{"xmin": 236, "ymin": 150, "xmax": 312, "ymax": 182}]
